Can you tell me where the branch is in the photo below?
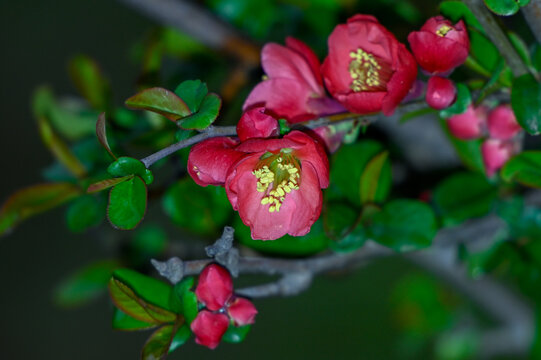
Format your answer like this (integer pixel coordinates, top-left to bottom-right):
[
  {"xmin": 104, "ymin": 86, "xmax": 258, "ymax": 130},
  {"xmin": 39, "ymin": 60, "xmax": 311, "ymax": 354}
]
[
  {"xmin": 462, "ymin": 0, "xmax": 528, "ymax": 77},
  {"xmin": 521, "ymin": 0, "xmax": 541, "ymax": 46}
]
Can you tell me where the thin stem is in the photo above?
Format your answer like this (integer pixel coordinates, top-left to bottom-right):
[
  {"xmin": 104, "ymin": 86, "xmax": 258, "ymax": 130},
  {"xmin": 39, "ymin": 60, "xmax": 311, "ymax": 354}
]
[{"xmin": 462, "ymin": 0, "xmax": 528, "ymax": 77}]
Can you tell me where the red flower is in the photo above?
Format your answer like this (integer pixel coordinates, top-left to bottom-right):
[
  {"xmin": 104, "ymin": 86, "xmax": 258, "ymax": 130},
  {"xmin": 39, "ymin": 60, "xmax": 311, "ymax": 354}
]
[
  {"xmin": 408, "ymin": 16, "xmax": 470, "ymax": 75},
  {"xmin": 243, "ymin": 37, "xmax": 344, "ymax": 123},
  {"xmin": 487, "ymin": 105, "xmax": 521, "ymax": 140},
  {"xmin": 481, "ymin": 139, "xmax": 514, "ymax": 177},
  {"xmin": 191, "ymin": 264, "xmax": 257, "ymax": 349},
  {"xmin": 425, "ymin": 76, "xmax": 456, "ymax": 110},
  {"xmin": 321, "ymin": 14, "xmax": 417, "ymax": 116},
  {"xmin": 447, "ymin": 105, "xmax": 486, "ymax": 140}
]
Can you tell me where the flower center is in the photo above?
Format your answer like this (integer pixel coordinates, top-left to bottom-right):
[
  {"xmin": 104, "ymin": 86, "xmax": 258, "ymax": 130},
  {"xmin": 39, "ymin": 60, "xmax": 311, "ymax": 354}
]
[
  {"xmin": 348, "ymin": 48, "xmax": 392, "ymax": 92},
  {"xmin": 436, "ymin": 24, "xmax": 453, "ymax": 37},
  {"xmin": 252, "ymin": 150, "xmax": 301, "ymax": 213}
]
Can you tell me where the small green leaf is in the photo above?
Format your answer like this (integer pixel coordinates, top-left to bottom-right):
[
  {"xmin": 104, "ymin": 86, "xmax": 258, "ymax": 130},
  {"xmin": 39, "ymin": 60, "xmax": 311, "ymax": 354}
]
[
  {"xmin": 433, "ymin": 172, "xmax": 497, "ymax": 226},
  {"xmin": 87, "ymin": 175, "xmax": 133, "ymax": 194},
  {"xmin": 0, "ymin": 183, "xmax": 81, "ymax": 236},
  {"xmin": 469, "ymin": 28, "xmax": 503, "ymax": 73},
  {"xmin": 511, "ymin": 73, "xmax": 541, "ymax": 135},
  {"xmin": 96, "ymin": 113, "xmax": 117, "ymax": 159},
  {"xmin": 178, "ymin": 93, "xmax": 222, "ymax": 130},
  {"xmin": 367, "ymin": 199, "xmax": 437, "ymax": 252},
  {"xmin": 483, "ymin": 0, "xmax": 520, "ymax": 16},
  {"xmin": 54, "ymin": 260, "xmax": 119, "ymax": 307},
  {"xmin": 107, "ymin": 176, "xmax": 147, "ymax": 230},
  {"xmin": 508, "ymin": 32, "xmax": 532, "ymax": 67},
  {"xmin": 222, "ymin": 325, "xmax": 251, "ymax": 344},
  {"xmin": 359, "ymin": 151, "xmax": 391, "ymax": 205},
  {"xmin": 440, "ymin": 84, "xmax": 471, "ymax": 119},
  {"xmin": 142, "ymin": 324, "xmax": 180, "ymax": 360},
  {"xmin": 439, "ymin": 1, "xmax": 483, "ymax": 33},
  {"xmin": 169, "ymin": 325, "xmax": 191, "ymax": 353},
  {"xmin": 501, "ymin": 151, "xmax": 541, "ymax": 187},
  {"xmin": 66, "ymin": 194, "xmax": 104, "ymax": 232},
  {"xmin": 108, "ymin": 157, "xmax": 148, "ymax": 178},
  {"xmin": 174, "ymin": 79, "xmax": 208, "ymax": 113},
  {"xmin": 171, "ymin": 277, "xmax": 198, "ymax": 324},
  {"xmin": 125, "ymin": 87, "xmax": 191, "ymax": 121},
  {"xmin": 68, "ymin": 54, "xmax": 111, "ymax": 111},
  {"xmin": 112, "ymin": 307, "xmax": 157, "ymax": 331}
]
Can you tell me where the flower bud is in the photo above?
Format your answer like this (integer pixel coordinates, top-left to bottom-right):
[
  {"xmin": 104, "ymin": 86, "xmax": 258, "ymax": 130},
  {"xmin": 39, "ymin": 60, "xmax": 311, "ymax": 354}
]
[
  {"xmin": 426, "ymin": 76, "xmax": 456, "ymax": 110},
  {"xmin": 487, "ymin": 105, "xmax": 521, "ymax": 140},
  {"xmin": 481, "ymin": 139, "xmax": 513, "ymax": 177},
  {"xmin": 447, "ymin": 105, "xmax": 486, "ymax": 140}
]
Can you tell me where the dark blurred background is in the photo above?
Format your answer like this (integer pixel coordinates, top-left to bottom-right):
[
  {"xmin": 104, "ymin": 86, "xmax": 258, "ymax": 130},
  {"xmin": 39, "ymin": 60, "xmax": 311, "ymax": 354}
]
[{"xmin": 0, "ymin": 0, "xmax": 509, "ymax": 359}]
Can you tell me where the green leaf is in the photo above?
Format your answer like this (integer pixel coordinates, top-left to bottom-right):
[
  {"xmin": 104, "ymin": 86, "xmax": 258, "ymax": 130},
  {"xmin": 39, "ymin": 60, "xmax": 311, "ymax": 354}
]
[
  {"xmin": 222, "ymin": 325, "xmax": 251, "ymax": 343},
  {"xmin": 329, "ymin": 140, "xmax": 386, "ymax": 206},
  {"xmin": 323, "ymin": 201, "xmax": 359, "ymax": 240},
  {"xmin": 178, "ymin": 93, "xmax": 222, "ymax": 130},
  {"xmin": 533, "ymin": 45, "xmax": 541, "ymax": 73},
  {"xmin": 87, "ymin": 175, "xmax": 134, "ymax": 194},
  {"xmin": 367, "ymin": 199, "xmax": 437, "ymax": 252},
  {"xmin": 511, "ymin": 73, "xmax": 541, "ymax": 135},
  {"xmin": 163, "ymin": 179, "xmax": 231, "ymax": 236},
  {"xmin": 0, "ymin": 183, "xmax": 81, "ymax": 236},
  {"xmin": 54, "ymin": 260, "xmax": 119, "ymax": 307},
  {"xmin": 108, "ymin": 157, "xmax": 147, "ymax": 178},
  {"xmin": 508, "ymin": 32, "xmax": 532, "ymax": 67},
  {"xmin": 439, "ymin": 1, "xmax": 483, "ymax": 33},
  {"xmin": 169, "ymin": 325, "xmax": 191, "ymax": 353},
  {"xmin": 469, "ymin": 28, "xmax": 502, "ymax": 73},
  {"xmin": 125, "ymin": 87, "xmax": 191, "ymax": 121},
  {"xmin": 501, "ymin": 151, "xmax": 541, "ymax": 187},
  {"xmin": 441, "ymin": 120, "xmax": 485, "ymax": 174},
  {"xmin": 107, "ymin": 176, "xmax": 147, "ymax": 230},
  {"xmin": 112, "ymin": 307, "xmax": 157, "ymax": 331},
  {"xmin": 433, "ymin": 172, "xmax": 497, "ymax": 226},
  {"xmin": 440, "ymin": 83, "xmax": 471, "ymax": 119},
  {"xmin": 142, "ymin": 324, "xmax": 179, "ymax": 360},
  {"xmin": 359, "ymin": 151, "xmax": 391, "ymax": 205},
  {"xmin": 68, "ymin": 54, "xmax": 111, "ymax": 111},
  {"xmin": 66, "ymin": 194, "xmax": 104, "ymax": 232},
  {"xmin": 96, "ymin": 113, "xmax": 116, "ymax": 159},
  {"xmin": 328, "ymin": 224, "xmax": 366, "ymax": 253},
  {"xmin": 483, "ymin": 0, "xmax": 520, "ymax": 16},
  {"xmin": 171, "ymin": 277, "xmax": 198, "ymax": 324},
  {"xmin": 174, "ymin": 79, "xmax": 208, "ymax": 113}
]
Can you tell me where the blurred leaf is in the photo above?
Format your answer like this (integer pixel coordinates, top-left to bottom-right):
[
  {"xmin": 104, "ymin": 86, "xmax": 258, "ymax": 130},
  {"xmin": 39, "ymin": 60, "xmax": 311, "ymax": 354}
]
[
  {"xmin": 508, "ymin": 32, "xmax": 532, "ymax": 67},
  {"xmin": 483, "ymin": 0, "xmax": 520, "ymax": 15},
  {"xmin": 178, "ymin": 93, "xmax": 222, "ymax": 130},
  {"xmin": 68, "ymin": 54, "xmax": 111, "ymax": 111},
  {"xmin": 222, "ymin": 325, "xmax": 251, "ymax": 343},
  {"xmin": 533, "ymin": 45, "xmax": 541, "ymax": 73},
  {"xmin": 66, "ymin": 194, "xmax": 104, "ymax": 232},
  {"xmin": 162, "ymin": 178, "xmax": 231, "ymax": 236},
  {"xmin": 107, "ymin": 176, "xmax": 147, "ymax": 230},
  {"xmin": 439, "ymin": 83, "xmax": 471, "ymax": 119},
  {"xmin": 441, "ymin": 120, "xmax": 485, "ymax": 174},
  {"xmin": 0, "ymin": 183, "xmax": 81, "ymax": 236},
  {"xmin": 125, "ymin": 87, "xmax": 191, "ymax": 121},
  {"xmin": 433, "ymin": 172, "xmax": 497, "ymax": 226},
  {"xmin": 475, "ymin": 58, "xmax": 504, "ymax": 104},
  {"xmin": 112, "ymin": 307, "xmax": 157, "ymax": 331},
  {"xmin": 174, "ymin": 80, "xmax": 208, "ymax": 113},
  {"xmin": 142, "ymin": 323, "xmax": 180, "ymax": 360},
  {"xmin": 169, "ymin": 325, "xmax": 191, "ymax": 353},
  {"xmin": 435, "ymin": 330, "xmax": 479, "ymax": 360},
  {"xmin": 323, "ymin": 201, "xmax": 359, "ymax": 240},
  {"xmin": 96, "ymin": 113, "xmax": 116, "ymax": 159},
  {"xmin": 469, "ymin": 28, "xmax": 502, "ymax": 73},
  {"xmin": 132, "ymin": 225, "xmax": 168, "ymax": 260},
  {"xmin": 54, "ymin": 260, "xmax": 119, "ymax": 307},
  {"xmin": 172, "ymin": 277, "xmax": 198, "ymax": 324},
  {"xmin": 501, "ymin": 151, "xmax": 541, "ymax": 188},
  {"xmin": 87, "ymin": 175, "xmax": 133, "ymax": 194},
  {"xmin": 360, "ymin": 151, "xmax": 391, "ymax": 205},
  {"xmin": 367, "ymin": 199, "xmax": 437, "ymax": 252},
  {"xmin": 328, "ymin": 223, "xmax": 366, "ymax": 253},
  {"xmin": 400, "ymin": 107, "xmax": 437, "ymax": 123},
  {"xmin": 511, "ymin": 73, "xmax": 541, "ymax": 135},
  {"xmin": 439, "ymin": 1, "xmax": 483, "ymax": 32}
]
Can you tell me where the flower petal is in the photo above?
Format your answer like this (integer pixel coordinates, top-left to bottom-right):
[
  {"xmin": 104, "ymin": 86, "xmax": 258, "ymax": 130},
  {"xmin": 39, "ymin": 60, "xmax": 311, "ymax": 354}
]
[
  {"xmin": 227, "ymin": 297, "xmax": 258, "ymax": 326},
  {"xmin": 191, "ymin": 310, "xmax": 229, "ymax": 350},
  {"xmin": 195, "ymin": 264, "xmax": 233, "ymax": 311},
  {"xmin": 237, "ymin": 107, "xmax": 279, "ymax": 141}
]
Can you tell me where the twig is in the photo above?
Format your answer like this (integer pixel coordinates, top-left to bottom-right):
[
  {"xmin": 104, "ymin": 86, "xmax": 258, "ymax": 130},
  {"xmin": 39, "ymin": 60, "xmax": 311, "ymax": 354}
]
[
  {"xmin": 462, "ymin": 0, "xmax": 528, "ymax": 77},
  {"xmin": 521, "ymin": 0, "xmax": 541, "ymax": 46}
]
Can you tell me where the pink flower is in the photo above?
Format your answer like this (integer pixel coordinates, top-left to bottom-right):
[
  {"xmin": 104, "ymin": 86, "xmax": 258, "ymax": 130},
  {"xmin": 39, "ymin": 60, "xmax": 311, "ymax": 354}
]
[
  {"xmin": 487, "ymin": 105, "xmax": 522, "ymax": 140},
  {"xmin": 447, "ymin": 105, "xmax": 486, "ymax": 140},
  {"xmin": 408, "ymin": 16, "xmax": 470, "ymax": 75},
  {"xmin": 425, "ymin": 76, "xmax": 456, "ymax": 110},
  {"xmin": 191, "ymin": 264, "xmax": 257, "ymax": 349},
  {"xmin": 321, "ymin": 14, "xmax": 418, "ymax": 116},
  {"xmin": 243, "ymin": 37, "xmax": 344, "ymax": 123},
  {"xmin": 481, "ymin": 139, "xmax": 514, "ymax": 177}
]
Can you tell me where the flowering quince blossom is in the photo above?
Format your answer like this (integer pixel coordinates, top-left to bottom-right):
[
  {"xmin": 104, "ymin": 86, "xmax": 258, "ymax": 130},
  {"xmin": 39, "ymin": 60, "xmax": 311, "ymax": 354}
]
[
  {"xmin": 243, "ymin": 37, "xmax": 344, "ymax": 123},
  {"xmin": 487, "ymin": 105, "xmax": 522, "ymax": 141},
  {"xmin": 188, "ymin": 107, "xmax": 330, "ymax": 240},
  {"xmin": 321, "ymin": 14, "xmax": 418, "ymax": 116},
  {"xmin": 481, "ymin": 139, "xmax": 515, "ymax": 177},
  {"xmin": 425, "ymin": 76, "xmax": 456, "ymax": 110},
  {"xmin": 447, "ymin": 104, "xmax": 487, "ymax": 140},
  {"xmin": 408, "ymin": 16, "xmax": 470, "ymax": 75},
  {"xmin": 191, "ymin": 264, "xmax": 257, "ymax": 349}
]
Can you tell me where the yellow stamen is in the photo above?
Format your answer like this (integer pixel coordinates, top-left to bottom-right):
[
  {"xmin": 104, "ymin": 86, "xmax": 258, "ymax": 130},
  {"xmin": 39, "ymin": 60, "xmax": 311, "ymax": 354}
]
[{"xmin": 436, "ymin": 24, "xmax": 453, "ymax": 37}]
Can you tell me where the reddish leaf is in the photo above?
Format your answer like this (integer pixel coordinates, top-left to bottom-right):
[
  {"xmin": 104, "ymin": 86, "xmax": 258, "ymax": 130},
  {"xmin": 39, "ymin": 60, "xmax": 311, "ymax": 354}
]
[
  {"xmin": 96, "ymin": 113, "xmax": 117, "ymax": 159},
  {"xmin": 125, "ymin": 87, "xmax": 191, "ymax": 121},
  {"xmin": 87, "ymin": 175, "xmax": 133, "ymax": 193}
]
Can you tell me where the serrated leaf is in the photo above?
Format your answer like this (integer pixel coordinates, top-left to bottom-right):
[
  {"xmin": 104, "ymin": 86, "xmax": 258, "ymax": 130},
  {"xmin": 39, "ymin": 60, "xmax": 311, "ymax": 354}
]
[
  {"xmin": 107, "ymin": 176, "xmax": 147, "ymax": 230},
  {"xmin": 0, "ymin": 183, "xmax": 81, "ymax": 236},
  {"xmin": 178, "ymin": 93, "xmax": 221, "ymax": 130},
  {"xmin": 440, "ymin": 83, "xmax": 471, "ymax": 119},
  {"xmin": 367, "ymin": 199, "xmax": 437, "ymax": 252},
  {"xmin": 87, "ymin": 175, "xmax": 133, "ymax": 193},
  {"xmin": 125, "ymin": 87, "xmax": 191, "ymax": 121},
  {"xmin": 501, "ymin": 151, "xmax": 541, "ymax": 187},
  {"xmin": 433, "ymin": 172, "xmax": 497, "ymax": 226},
  {"xmin": 222, "ymin": 325, "xmax": 251, "ymax": 344},
  {"xmin": 54, "ymin": 260, "xmax": 119, "ymax": 307},
  {"xmin": 142, "ymin": 324, "xmax": 179, "ymax": 360},
  {"xmin": 360, "ymin": 151, "xmax": 391, "ymax": 205},
  {"xmin": 96, "ymin": 113, "xmax": 116, "ymax": 159},
  {"xmin": 174, "ymin": 79, "xmax": 208, "ymax": 113},
  {"xmin": 113, "ymin": 307, "xmax": 158, "ymax": 331},
  {"xmin": 66, "ymin": 194, "xmax": 104, "ymax": 232},
  {"xmin": 68, "ymin": 55, "xmax": 111, "ymax": 111},
  {"xmin": 511, "ymin": 73, "xmax": 541, "ymax": 135},
  {"xmin": 483, "ymin": 0, "xmax": 520, "ymax": 16}
]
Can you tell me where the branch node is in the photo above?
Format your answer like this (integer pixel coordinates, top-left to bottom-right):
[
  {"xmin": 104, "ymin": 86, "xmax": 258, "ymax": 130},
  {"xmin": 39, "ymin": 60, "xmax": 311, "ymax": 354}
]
[
  {"xmin": 205, "ymin": 226, "xmax": 235, "ymax": 257},
  {"xmin": 151, "ymin": 257, "xmax": 184, "ymax": 284}
]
